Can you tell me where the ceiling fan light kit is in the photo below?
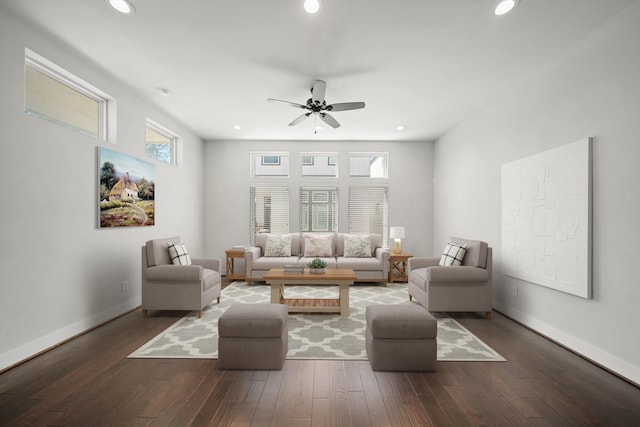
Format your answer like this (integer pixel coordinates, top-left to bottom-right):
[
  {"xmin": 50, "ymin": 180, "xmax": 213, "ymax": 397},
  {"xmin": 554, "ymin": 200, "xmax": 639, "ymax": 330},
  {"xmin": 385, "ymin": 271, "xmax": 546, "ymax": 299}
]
[
  {"xmin": 108, "ymin": 0, "xmax": 135, "ymax": 14},
  {"xmin": 268, "ymin": 80, "xmax": 365, "ymax": 131}
]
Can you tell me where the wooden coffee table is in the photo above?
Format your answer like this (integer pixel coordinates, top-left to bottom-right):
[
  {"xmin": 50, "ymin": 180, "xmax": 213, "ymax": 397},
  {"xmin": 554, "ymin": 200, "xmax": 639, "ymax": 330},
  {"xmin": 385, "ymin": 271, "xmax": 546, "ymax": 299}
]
[{"xmin": 263, "ymin": 268, "xmax": 357, "ymax": 316}]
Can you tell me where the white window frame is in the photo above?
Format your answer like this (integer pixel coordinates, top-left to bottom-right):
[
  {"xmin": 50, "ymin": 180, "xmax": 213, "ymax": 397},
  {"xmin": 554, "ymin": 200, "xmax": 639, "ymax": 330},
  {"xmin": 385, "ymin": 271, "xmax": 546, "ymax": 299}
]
[
  {"xmin": 300, "ymin": 152, "xmax": 339, "ymax": 178},
  {"xmin": 349, "ymin": 152, "xmax": 388, "ymax": 179},
  {"xmin": 145, "ymin": 118, "xmax": 181, "ymax": 166},
  {"xmin": 24, "ymin": 48, "xmax": 113, "ymax": 141},
  {"xmin": 251, "ymin": 152, "xmax": 290, "ymax": 178},
  {"xmin": 300, "ymin": 187, "xmax": 339, "ymax": 232}
]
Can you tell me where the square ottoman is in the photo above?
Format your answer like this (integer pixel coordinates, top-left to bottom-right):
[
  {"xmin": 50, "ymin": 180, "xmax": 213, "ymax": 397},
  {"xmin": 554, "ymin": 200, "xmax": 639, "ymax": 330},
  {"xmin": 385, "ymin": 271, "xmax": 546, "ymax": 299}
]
[
  {"xmin": 218, "ymin": 303, "xmax": 288, "ymax": 370},
  {"xmin": 365, "ymin": 304, "xmax": 437, "ymax": 371}
]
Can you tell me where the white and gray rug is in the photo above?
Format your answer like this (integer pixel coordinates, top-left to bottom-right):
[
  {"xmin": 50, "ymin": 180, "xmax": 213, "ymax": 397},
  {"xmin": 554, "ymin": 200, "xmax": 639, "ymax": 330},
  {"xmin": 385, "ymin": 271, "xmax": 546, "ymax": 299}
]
[{"xmin": 129, "ymin": 282, "xmax": 505, "ymax": 362}]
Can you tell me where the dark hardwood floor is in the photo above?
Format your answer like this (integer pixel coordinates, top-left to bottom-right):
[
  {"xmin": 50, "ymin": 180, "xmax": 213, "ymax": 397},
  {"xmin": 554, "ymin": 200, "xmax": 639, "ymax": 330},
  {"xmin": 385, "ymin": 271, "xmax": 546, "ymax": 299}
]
[{"xmin": 1, "ymin": 278, "xmax": 640, "ymax": 426}]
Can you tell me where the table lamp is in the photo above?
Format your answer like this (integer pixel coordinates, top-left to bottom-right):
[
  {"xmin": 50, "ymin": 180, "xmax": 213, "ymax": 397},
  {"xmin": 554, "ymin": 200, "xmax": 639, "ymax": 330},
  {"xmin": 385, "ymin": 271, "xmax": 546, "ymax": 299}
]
[{"xmin": 389, "ymin": 226, "xmax": 405, "ymax": 254}]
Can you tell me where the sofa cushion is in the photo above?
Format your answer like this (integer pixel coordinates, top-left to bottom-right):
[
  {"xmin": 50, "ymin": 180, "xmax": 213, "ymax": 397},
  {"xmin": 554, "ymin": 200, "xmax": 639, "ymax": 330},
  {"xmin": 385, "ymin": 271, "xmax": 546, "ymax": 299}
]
[
  {"xmin": 439, "ymin": 242, "xmax": 467, "ymax": 266},
  {"xmin": 303, "ymin": 234, "xmax": 334, "ymax": 257},
  {"xmin": 255, "ymin": 233, "xmax": 301, "ymax": 256},
  {"xmin": 264, "ymin": 234, "xmax": 292, "ymax": 257},
  {"xmin": 337, "ymin": 256, "xmax": 382, "ymax": 271},
  {"xmin": 450, "ymin": 237, "xmax": 489, "ymax": 268},
  {"xmin": 167, "ymin": 241, "xmax": 192, "ymax": 265},
  {"xmin": 336, "ymin": 233, "xmax": 380, "ymax": 256},
  {"xmin": 146, "ymin": 236, "xmax": 182, "ymax": 266},
  {"xmin": 344, "ymin": 234, "xmax": 372, "ymax": 257}
]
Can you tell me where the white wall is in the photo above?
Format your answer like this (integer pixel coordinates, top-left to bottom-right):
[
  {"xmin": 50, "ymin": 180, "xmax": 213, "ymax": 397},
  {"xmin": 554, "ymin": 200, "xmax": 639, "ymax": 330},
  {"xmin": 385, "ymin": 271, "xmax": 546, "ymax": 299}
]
[
  {"xmin": 0, "ymin": 10, "xmax": 205, "ymax": 370},
  {"xmin": 433, "ymin": 1, "xmax": 640, "ymax": 384},
  {"xmin": 203, "ymin": 140, "xmax": 434, "ymax": 267}
]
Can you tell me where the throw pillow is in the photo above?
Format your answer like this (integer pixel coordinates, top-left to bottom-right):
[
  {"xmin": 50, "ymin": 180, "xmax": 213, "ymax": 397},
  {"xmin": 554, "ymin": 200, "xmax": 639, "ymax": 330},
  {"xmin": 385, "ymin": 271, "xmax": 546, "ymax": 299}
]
[
  {"xmin": 439, "ymin": 242, "xmax": 467, "ymax": 266},
  {"xmin": 343, "ymin": 235, "xmax": 371, "ymax": 257},
  {"xmin": 264, "ymin": 234, "xmax": 292, "ymax": 257},
  {"xmin": 304, "ymin": 234, "xmax": 333, "ymax": 257},
  {"xmin": 167, "ymin": 242, "xmax": 192, "ymax": 266}
]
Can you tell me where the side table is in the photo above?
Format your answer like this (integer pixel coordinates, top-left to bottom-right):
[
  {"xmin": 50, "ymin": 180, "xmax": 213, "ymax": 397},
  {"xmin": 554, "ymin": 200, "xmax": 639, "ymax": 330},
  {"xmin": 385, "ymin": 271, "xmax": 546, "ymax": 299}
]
[
  {"xmin": 225, "ymin": 249, "xmax": 246, "ymax": 281},
  {"xmin": 389, "ymin": 252, "xmax": 412, "ymax": 283}
]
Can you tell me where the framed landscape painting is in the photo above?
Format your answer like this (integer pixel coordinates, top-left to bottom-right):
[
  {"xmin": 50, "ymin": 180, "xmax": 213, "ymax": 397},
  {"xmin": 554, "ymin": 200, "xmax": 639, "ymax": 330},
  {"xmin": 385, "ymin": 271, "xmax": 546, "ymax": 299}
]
[{"xmin": 98, "ymin": 147, "xmax": 155, "ymax": 228}]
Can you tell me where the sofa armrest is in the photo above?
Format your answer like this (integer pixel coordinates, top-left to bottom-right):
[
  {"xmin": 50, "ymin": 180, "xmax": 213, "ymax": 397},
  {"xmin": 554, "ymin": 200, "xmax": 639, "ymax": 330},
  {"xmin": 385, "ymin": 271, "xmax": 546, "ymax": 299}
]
[
  {"xmin": 192, "ymin": 258, "xmax": 221, "ymax": 272},
  {"xmin": 408, "ymin": 257, "xmax": 440, "ymax": 272},
  {"xmin": 374, "ymin": 247, "xmax": 391, "ymax": 275},
  {"xmin": 145, "ymin": 265, "xmax": 203, "ymax": 281},
  {"xmin": 427, "ymin": 266, "xmax": 489, "ymax": 283},
  {"xmin": 244, "ymin": 246, "xmax": 261, "ymax": 273}
]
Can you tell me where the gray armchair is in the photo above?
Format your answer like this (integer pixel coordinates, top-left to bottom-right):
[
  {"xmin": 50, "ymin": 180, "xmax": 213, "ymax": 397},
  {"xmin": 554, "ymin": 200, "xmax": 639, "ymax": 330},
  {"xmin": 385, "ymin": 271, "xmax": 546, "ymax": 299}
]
[
  {"xmin": 141, "ymin": 236, "xmax": 221, "ymax": 318},
  {"xmin": 408, "ymin": 237, "xmax": 492, "ymax": 319}
]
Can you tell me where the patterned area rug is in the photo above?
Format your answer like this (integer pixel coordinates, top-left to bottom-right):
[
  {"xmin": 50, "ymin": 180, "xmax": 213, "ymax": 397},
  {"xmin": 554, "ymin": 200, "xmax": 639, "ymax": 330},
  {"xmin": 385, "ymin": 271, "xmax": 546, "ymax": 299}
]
[{"xmin": 129, "ymin": 282, "xmax": 505, "ymax": 362}]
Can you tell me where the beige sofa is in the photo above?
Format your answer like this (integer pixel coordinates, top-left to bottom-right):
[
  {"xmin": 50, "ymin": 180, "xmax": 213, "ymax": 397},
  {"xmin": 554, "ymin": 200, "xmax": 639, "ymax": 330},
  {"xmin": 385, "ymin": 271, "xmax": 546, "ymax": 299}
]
[
  {"xmin": 244, "ymin": 232, "xmax": 390, "ymax": 284},
  {"xmin": 407, "ymin": 237, "xmax": 493, "ymax": 318}
]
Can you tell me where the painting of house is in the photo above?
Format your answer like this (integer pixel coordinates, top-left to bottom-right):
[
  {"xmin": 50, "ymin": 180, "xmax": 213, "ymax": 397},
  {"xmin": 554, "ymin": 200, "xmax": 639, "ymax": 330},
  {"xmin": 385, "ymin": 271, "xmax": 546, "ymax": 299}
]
[{"xmin": 98, "ymin": 147, "xmax": 155, "ymax": 228}]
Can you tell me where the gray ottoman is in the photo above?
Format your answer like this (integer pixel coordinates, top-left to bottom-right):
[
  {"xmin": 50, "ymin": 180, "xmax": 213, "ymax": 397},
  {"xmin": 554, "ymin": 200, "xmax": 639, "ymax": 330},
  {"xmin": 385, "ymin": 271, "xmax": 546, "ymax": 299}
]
[
  {"xmin": 365, "ymin": 304, "xmax": 437, "ymax": 371},
  {"xmin": 218, "ymin": 304, "xmax": 288, "ymax": 370}
]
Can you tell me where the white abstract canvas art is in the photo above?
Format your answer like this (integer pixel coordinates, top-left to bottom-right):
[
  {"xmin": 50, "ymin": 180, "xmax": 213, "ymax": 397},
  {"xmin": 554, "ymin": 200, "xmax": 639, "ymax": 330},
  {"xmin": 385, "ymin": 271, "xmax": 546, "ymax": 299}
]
[{"xmin": 501, "ymin": 138, "xmax": 592, "ymax": 298}]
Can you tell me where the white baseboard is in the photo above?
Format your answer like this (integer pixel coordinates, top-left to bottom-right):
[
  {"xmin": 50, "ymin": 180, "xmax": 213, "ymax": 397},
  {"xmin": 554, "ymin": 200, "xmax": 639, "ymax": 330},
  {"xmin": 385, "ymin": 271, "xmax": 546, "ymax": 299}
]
[
  {"xmin": 0, "ymin": 298, "xmax": 140, "ymax": 372},
  {"xmin": 495, "ymin": 304, "xmax": 640, "ymax": 386}
]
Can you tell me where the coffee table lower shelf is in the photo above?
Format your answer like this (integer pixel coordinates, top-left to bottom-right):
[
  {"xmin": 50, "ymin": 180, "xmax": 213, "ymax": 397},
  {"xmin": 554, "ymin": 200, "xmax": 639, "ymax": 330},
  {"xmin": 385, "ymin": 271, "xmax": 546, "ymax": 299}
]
[{"xmin": 280, "ymin": 298, "xmax": 340, "ymax": 314}]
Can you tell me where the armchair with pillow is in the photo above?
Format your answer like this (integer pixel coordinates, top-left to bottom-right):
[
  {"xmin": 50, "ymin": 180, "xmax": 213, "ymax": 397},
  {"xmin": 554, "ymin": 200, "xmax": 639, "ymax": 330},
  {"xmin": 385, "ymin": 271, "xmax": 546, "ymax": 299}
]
[
  {"xmin": 141, "ymin": 236, "xmax": 221, "ymax": 318},
  {"xmin": 407, "ymin": 237, "xmax": 493, "ymax": 318}
]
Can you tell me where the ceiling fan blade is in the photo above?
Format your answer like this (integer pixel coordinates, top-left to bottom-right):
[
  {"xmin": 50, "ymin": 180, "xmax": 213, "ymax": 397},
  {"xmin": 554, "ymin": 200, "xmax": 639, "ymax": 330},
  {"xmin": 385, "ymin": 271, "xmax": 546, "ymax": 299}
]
[
  {"xmin": 319, "ymin": 112, "xmax": 340, "ymax": 128},
  {"xmin": 311, "ymin": 80, "xmax": 326, "ymax": 104},
  {"xmin": 327, "ymin": 101, "xmax": 365, "ymax": 112},
  {"xmin": 288, "ymin": 113, "xmax": 311, "ymax": 126},
  {"xmin": 267, "ymin": 98, "xmax": 307, "ymax": 109}
]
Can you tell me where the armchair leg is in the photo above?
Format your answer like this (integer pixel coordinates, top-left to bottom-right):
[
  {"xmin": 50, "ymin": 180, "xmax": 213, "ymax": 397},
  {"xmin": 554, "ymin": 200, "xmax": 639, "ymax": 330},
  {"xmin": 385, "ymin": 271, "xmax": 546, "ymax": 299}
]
[
  {"xmin": 142, "ymin": 309, "xmax": 148, "ymax": 318},
  {"xmin": 217, "ymin": 296, "xmax": 220, "ymax": 304},
  {"xmin": 198, "ymin": 310, "xmax": 203, "ymax": 318},
  {"xmin": 486, "ymin": 311, "xmax": 492, "ymax": 319},
  {"xmin": 409, "ymin": 294, "xmax": 413, "ymax": 301}
]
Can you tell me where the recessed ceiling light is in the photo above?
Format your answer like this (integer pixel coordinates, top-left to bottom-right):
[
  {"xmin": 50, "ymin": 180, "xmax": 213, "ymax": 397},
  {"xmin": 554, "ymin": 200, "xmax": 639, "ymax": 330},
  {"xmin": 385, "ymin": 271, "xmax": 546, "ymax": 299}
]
[
  {"xmin": 108, "ymin": 0, "xmax": 135, "ymax": 14},
  {"xmin": 495, "ymin": 0, "xmax": 519, "ymax": 16},
  {"xmin": 304, "ymin": 0, "xmax": 320, "ymax": 14},
  {"xmin": 157, "ymin": 88, "xmax": 169, "ymax": 96},
  {"xmin": 396, "ymin": 125, "xmax": 406, "ymax": 131},
  {"xmin": 233, "ymin": 125, "xmax": 241, "ymax": 130}
]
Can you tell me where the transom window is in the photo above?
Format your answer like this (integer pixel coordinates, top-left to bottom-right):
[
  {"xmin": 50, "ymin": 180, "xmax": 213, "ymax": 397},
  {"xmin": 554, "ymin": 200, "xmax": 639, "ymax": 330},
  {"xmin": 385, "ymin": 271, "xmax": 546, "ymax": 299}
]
[
  {"xmin": 349, "ymin": 153, "xmax": 388, "ymax": 178},
  {"xmin": 300, "ymin": 152, "xmax": 339, "ymax": 177},
  {"xmin": 145, "ymin": 119, "xmax": 179, "ymax": 165},
  {"xmin": 24, "ymin": 48, "xmax": 111, "ymax": 140},
  {"xmin": 251, "ymin": 152, "xmax": 290, "ymax": 177}
]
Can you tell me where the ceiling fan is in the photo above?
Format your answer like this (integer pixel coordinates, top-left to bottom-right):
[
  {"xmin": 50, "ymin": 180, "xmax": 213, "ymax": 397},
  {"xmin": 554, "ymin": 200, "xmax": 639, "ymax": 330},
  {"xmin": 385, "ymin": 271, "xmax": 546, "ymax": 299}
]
[{"xmin": 267, "ymin": 80, "xmax": 365, "ymax": 129}]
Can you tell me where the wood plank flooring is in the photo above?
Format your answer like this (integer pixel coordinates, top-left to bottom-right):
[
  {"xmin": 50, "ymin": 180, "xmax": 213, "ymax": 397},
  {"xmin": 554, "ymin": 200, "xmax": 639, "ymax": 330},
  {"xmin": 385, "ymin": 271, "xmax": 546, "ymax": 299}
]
[{"xmin": 1, "ymin": 279, "xmax": 640, "ymax": 426}]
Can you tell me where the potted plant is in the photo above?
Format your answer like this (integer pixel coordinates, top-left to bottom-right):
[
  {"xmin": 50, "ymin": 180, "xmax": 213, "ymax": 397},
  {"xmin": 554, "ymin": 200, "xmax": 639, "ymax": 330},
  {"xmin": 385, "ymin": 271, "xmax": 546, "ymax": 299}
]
[{"xmin": 307, "ymin": 257, "xmax": 327, "ymax": 273}]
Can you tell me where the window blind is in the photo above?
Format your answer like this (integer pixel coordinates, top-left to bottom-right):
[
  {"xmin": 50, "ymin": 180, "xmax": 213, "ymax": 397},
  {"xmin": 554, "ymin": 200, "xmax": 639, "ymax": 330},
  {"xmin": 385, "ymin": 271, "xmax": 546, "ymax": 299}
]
[
  {"xmin": 250, "ymin": 186, "xmax": 289, "ymax": 244},
  {"xmin": 348, "ymin": 187, "xmax": 389, "ymax": 246}
]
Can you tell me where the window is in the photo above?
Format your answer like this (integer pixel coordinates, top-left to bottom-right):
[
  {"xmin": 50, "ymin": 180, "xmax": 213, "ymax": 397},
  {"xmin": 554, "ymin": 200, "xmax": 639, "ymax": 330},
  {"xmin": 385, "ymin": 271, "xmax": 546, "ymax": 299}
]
[
  {"xmin": 300, "ymin": 187, "xmax": 338, "ymax": 232},
  {"xmin": 251, "ymin": 152, "xmax": 289, "ymax": 177},
  {"xmin": 300, "ymin": 152, "xmax": 339, "ymax": 177},
  {"xmin": 24, "ymin": 48, "xmax": 111, "ymax": 140},
  {"xmin": 349, "ymin": 153, "xmax": 388, "ymax": 178},
  {"xmin": 348, "ymin": 187, "xmax": 389, "ymax": 246},
  {"xmin": 250, "ymin": 187, "xmax": 289, "ymax": 244},
  {"xmin": 146, "ymin": 119, "xmax": 179, "ymax": 165}
]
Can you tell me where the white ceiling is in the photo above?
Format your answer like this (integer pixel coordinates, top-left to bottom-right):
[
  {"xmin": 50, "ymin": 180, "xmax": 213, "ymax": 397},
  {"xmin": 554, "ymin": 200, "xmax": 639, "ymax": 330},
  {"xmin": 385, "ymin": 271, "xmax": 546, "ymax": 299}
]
[{"xmin": 3, "ymin": 0, "xmax": 636, "ymax": 142}]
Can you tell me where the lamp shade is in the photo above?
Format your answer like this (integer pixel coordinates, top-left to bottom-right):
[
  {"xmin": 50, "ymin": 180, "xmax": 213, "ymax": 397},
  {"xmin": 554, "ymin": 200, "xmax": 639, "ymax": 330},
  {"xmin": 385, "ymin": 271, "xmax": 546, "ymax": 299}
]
[{"xmin": 389, "ymin": 227, "xmax": 405, "ymax": 239}]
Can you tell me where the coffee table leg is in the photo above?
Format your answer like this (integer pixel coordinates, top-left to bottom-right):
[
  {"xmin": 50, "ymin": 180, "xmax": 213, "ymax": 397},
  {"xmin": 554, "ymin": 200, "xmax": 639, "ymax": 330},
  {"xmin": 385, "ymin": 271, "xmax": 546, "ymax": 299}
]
[
  {"xmin": 270, "ymin": 282, "xmax": 280, "ymax": 304},
  {"xmin": 339, "ymin": 282, "xmax": 349, "ymax": 316}
]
